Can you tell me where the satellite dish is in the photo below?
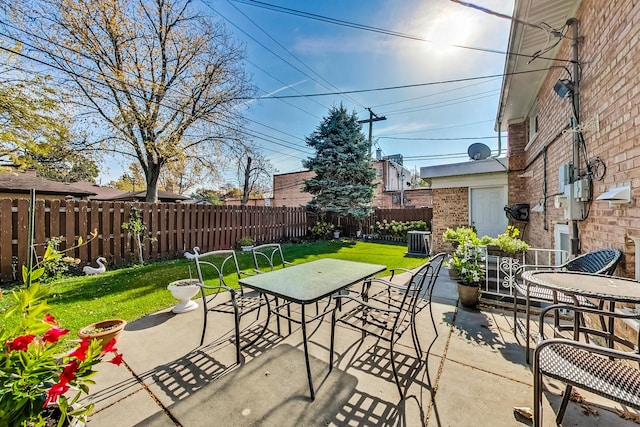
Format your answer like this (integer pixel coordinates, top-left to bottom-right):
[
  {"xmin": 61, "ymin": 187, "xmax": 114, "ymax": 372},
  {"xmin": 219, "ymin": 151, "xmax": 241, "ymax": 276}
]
[{"xmin": 467, "ymin": 143, "xmax": 492, "ymax": 160}]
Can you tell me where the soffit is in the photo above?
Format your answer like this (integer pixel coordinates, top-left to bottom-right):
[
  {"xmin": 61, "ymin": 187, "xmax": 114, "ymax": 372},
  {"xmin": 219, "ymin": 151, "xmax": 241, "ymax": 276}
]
[{"xmin": 496, "ymin": 0, "xmax": 581, "ymax": 131}]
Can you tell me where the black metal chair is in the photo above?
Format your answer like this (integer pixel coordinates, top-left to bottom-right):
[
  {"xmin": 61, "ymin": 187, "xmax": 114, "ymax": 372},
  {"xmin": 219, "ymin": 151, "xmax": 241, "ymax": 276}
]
[
  {"xmin": 330, "ymin": 254, "xmax": 445, "ymax": 398},
  {"xmin": 513, "ymin": 248, "xmax": 622, "ymax": 362},
  {"xmin": 533, "ymin": 304, "xmax": 640, "ymax": 426},
  {"xmin": 251, "ymin": 243, "xmax": 293, "ymax": 273},
  {"xmin": 188, "ymin": 247, "xmax": 269, "ymax": 363}
]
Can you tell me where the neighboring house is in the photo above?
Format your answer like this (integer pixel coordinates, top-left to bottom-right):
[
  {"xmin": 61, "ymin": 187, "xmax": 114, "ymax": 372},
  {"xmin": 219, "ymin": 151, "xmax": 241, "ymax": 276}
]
[
  {"xmin": 421, "ymin": 157, "xmax": 509, "ymax": 250},
  {"xmin": 102, "ymin": 190, "xmax": 190, "ymax": 203},
  {"xmin": 270, "ymin": 159, "xmax": 432, "ymax": 209},
  {"xmin": 0, "ymin": 169, "xmax": 95, "ymax": 200},
  {"xmin": 71, "ymin": 181, "xmax": 128, "ymax": 200},
  {"xmin": 493, "ymin": 0, "xmax": 639, "ymax": 279}
]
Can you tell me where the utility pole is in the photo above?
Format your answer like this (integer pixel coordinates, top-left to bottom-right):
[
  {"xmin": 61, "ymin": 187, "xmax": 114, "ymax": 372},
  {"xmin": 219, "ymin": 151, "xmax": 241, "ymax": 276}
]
[{"xmin": 358, "ymin": 108, "xmax": 387, "ymax": 156}]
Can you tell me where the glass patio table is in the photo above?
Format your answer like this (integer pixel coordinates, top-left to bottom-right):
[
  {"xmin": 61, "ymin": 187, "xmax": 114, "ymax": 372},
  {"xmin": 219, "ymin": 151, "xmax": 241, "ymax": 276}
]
[
  {"xmin": 521, "ymin": 271, "xmax": 640, "ymax": 353},
  {"xmin": 239, "ymin": 258, "xmax": 386, "ymax": 400}
]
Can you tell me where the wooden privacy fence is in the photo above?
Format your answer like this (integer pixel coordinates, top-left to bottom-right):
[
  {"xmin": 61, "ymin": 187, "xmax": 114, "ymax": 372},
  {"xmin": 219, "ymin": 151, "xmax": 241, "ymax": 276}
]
[{"xmin": 0, "ymin": 199, "xmax": 307, "ymax": 282}]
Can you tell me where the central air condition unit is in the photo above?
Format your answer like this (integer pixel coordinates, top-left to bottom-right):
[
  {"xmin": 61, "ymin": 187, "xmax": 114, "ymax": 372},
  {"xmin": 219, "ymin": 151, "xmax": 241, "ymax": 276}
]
[{"xmin": 407, "ymin": 231, "xmax": 431, "ymax": 255}]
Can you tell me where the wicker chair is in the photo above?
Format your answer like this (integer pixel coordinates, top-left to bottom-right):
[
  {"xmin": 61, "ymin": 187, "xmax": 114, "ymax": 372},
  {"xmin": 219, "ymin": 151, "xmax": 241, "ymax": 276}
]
[
  {"xmin": 513, "ymin": 248, "xmax": 622, "ymax": 363},
  {"xmin": 329, "ymin": 253, "xmax": 446, "ymax": 398},
  {"xmin": 533, "ymin": 304, "xmax": 640, "ymax": 426},
  {"xmin": 188, "ymin": 248, "xmax": 269, "ymax": 363}
]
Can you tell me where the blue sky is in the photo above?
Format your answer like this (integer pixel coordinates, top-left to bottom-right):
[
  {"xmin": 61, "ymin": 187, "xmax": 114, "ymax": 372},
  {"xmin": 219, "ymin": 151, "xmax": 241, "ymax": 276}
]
[{"xmin": 100, "ymin": 0, "xmax": 515, "ymax": 187}]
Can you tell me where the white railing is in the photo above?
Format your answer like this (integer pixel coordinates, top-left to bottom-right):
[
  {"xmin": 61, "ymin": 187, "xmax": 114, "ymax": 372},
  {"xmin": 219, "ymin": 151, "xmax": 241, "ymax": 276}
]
[{"xmin": 479, "ymin": 247, "xmax": 570, "ymax": 299}]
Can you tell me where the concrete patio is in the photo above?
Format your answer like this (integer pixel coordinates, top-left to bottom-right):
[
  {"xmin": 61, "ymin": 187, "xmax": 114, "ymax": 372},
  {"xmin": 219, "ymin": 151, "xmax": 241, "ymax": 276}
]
[{"xmin": 81, "ymin": 270, "xmax": 639, "ymax": 426}]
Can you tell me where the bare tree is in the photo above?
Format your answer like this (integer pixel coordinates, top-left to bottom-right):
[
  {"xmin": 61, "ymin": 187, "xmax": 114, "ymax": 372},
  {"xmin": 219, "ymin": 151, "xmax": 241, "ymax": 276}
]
[
  {"xmin": 234, "ymin": 148, "xmax": 273, "ymax": 205},
  {"xmin": 13, "ymin": 0, "xmax": 253, "ymax": 202}
]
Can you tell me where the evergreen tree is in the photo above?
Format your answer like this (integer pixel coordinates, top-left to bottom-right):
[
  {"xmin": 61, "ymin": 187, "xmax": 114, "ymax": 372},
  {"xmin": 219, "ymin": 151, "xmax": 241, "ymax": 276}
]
[{"xmin": 302, "ymin": 105, "xmax": 377, "ymax": 222}]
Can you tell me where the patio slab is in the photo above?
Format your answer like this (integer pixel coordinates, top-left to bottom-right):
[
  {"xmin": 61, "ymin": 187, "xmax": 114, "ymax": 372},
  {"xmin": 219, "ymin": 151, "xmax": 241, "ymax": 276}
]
[{"xmin": 84, "ymin": 270, "xmax": 640, "ymax": 427}]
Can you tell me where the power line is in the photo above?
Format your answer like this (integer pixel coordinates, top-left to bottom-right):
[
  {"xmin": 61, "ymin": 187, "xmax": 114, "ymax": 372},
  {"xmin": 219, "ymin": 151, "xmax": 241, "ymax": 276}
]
[
  {"xmin": 245, "ymin": 68, "xmax": 552, "ymax": 99},
  {"xmin": 379, "ymin": 136, "xmax": 496, "ymax": 141},
  {"xmin": 230, "ymin": 0, "xmax": 571, "ymax": 63},
  {"xmin": 218, "ymin": 0, "xmax": 365, "ymax": 109}
]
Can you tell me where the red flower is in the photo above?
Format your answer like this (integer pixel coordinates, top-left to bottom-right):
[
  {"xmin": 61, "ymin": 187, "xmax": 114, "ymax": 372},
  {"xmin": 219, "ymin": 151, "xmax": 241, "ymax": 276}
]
[
  {"xmin": 69, "ymin": 337, "xmax": 90, "ymax": 361},
  {"xmin": 60, "ymin": 360, "xmax": 79, "ymax": 384},
  {"xmin": 109, "ymin": 353, "xmax": 124, "ymax": 366},
  {"xmin": 5, "ymin": 334, "xmax": 35, "ymax": 352},
  {"xmin": 43, "ymin": 314, "xmax": 58, "ymax": 325},
  {"xmin": 101, "ymin": 338, "xmax": 118, "ymax": 355},
  {"xmin": 44, "ymin": 382, "xmax": 70, "ymax": 407},
  {"xmin": 42, "ymin": 327, "xmax": 69, "ymax": 344}
]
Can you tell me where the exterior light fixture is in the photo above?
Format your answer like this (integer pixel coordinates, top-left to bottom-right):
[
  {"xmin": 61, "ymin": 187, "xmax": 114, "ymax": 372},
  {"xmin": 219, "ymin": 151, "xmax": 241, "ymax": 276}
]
[{"xmin": 553, "ymin": 79, "xmax": 574, "ymax": 98}]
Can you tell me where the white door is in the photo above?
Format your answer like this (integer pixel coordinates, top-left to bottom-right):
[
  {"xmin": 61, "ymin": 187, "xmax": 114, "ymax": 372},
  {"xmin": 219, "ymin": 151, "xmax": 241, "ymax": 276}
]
[{"xmin": 470, "ymin": 187, "xmax": 507, "ymax": 237}]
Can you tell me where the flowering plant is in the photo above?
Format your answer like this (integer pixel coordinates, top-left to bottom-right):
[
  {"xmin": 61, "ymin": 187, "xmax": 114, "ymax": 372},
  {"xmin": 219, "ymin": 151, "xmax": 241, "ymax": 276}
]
[
  {"xmin": 0, "ymin": 234, "xmax": 123, "ymax": 426},
  {"xmin": 448, "ymin": 241, "xmax": 485, "ymax": 286},
  {"xmin": 490, "ymin": 225, "xmax": 529, "ymax": 255}
]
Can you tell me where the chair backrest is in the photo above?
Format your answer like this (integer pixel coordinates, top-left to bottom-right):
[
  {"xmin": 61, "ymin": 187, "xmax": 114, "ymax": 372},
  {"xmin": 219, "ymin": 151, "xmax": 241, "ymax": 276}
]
[
  {"xmin": 412, "ymin": 253, "xmax": 447, "ymax": 311},
  {"xmin": 565, "ymin": 248, "xmax": 622, "ymax": 275},
  {"xmin": 251, "ymin": 243, "xmax": 288, "ymax": 272},
  {"xmin": 187, "ymin": 247, "xmax": 242, "ymax": 291}
]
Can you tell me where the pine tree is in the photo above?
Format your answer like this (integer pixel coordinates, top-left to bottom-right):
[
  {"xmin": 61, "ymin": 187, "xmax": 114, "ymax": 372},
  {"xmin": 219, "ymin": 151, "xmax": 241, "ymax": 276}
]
[{"xmin": 303, "ymin": 105, "xmax": 377, "ymax": 223}]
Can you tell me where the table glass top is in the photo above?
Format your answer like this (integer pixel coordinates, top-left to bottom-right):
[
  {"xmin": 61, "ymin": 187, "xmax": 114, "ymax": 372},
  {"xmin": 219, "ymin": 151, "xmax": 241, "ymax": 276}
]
[
  {"xmin": 239, "ymin": 258, "xmax": 386, "ymax": 303},
  {"xmin": 523, "ymin": 271, "xmax": 640, "ymax": 302}
]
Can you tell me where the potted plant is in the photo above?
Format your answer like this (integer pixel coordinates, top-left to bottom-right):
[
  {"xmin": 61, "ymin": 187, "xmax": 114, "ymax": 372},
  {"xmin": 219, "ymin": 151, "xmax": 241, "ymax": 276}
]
[
  {"xmin": 443, "ymin": 226, "xmax": 479, "ymax": 249},
  {"xmin": 167, "ymin": 278, "xmax": 200, "ymax": 313},
  {"xmin": 486, "ymin": 225, "xmax": 529, "ymax": 258},
  {"xmin": 237, "ymin": 236, "xmax": 255, "ymax": 252},
  {"xmin": 1, "ymin": 237, "xmax": 123, "ymax": 426},
  {"xmin": 448, "ymin": 241, "xmax": 485, "ymax": 308},
  {"xmin": 78, "ymin": 319, "xmax": 127, "ymax": 349}
]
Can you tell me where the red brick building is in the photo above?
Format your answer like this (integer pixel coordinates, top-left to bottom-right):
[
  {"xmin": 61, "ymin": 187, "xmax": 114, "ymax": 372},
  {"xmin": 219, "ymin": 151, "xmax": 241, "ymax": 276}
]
[{"xmin": 270, "ymin": 160, "xmax": 432, "ymax": 209}]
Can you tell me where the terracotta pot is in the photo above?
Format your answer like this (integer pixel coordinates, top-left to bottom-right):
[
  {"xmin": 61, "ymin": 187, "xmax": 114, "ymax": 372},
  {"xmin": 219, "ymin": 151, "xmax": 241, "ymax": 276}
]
[
  {"xmin": 78, "ymin": 319, "xmax": 126, "ymax": 348},
  {"xmin": 457, "ymin": 282, "xmax": 480, "ymax": 308}
]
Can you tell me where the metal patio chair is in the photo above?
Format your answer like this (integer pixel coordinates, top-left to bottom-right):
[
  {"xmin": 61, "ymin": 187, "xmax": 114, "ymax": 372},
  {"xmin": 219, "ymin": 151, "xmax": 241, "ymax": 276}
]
[
  {"xmin": 188, "ymin": 247, "xmax": 269, "ymax": 363},
  {"xmin": 513, "ymin": 248, "xmax": 622, "ymax": 362},
  {"xmin": 329, "ymin": 254, "xmax": 445, "ymax": 398},
  {"xmin": 533, "ymin": 303, "xmax": 640, "ymax": 426}
]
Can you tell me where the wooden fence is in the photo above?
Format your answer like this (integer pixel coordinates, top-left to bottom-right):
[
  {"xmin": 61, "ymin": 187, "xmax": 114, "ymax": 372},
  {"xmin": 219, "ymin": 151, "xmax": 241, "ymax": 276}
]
[
  {"xmin": 0, "ymin": 200, "xmax": 307, "ymax": 282},
  {"xmin": 0, "ymin": 199, "xmax": 432, "ymax": 282}
]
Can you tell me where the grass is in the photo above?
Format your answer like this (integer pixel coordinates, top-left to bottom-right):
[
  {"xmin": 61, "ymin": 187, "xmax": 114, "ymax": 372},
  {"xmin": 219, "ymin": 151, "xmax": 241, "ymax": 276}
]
[{"xmin": 0, "ymin": 240, "xmax": 426, "ymax": 336}]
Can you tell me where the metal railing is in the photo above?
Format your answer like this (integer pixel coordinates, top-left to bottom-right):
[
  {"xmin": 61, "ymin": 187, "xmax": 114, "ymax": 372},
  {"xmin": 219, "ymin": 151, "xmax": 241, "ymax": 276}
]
[{"xmin": 479, "ymin": 247, "xmax": 570, "ymax": 299}]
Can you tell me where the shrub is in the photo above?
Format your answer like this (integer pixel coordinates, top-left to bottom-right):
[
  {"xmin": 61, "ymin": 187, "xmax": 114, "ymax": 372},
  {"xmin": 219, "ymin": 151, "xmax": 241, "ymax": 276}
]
[
  {"xmin": 374, "ymin": 220, "xmax": 428, "ymax": 237},
  {"xmin": 309, "ymin": 221, "xmax": 335, "ymax": 239}
]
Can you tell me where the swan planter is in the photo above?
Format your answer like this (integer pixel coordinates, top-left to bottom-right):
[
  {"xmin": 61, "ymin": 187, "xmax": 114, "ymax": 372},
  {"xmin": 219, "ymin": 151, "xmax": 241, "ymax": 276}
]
[
  {"xmin": 167, "ymin": 279, "xmax": 200, "ymax": 313},
  {"xmin": 83, "ymin": 257, "xmax": 107, "ymax": 275}
]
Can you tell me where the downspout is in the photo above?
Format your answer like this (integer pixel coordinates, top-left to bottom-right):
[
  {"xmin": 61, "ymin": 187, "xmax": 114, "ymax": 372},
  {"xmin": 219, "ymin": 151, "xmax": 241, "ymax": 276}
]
[{"xmin": 568, "ymin": 18, "xmax": 581, "ymax": 255}]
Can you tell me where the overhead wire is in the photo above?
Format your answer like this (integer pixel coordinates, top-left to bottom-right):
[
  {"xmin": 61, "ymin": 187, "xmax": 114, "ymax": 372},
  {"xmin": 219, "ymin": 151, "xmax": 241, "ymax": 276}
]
[
  {"xmin": 230, "ymin": 0, "xmax": 572, "ymax": 63},
  {"xmin": 217, "ymin": 0, "xmax": 366, "ymax": 109}
]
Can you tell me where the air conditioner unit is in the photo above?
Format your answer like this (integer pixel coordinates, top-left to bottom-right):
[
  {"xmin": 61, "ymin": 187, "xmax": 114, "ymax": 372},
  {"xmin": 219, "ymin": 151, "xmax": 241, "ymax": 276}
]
[{"xmin": 407, "ymin": 231, "xmax": 431, "ymax": 255}]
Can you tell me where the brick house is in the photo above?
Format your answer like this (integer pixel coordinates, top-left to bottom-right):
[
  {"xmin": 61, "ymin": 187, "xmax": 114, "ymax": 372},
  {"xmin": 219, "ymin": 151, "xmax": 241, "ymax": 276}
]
[
  {"xmin": 269, "ymin": 160, "xmax": 432, "ymax": 209},
  {"xmin": 495, "ymin": 0, "xmax": 640, "ymax": 279},
  {"xmin": 421, "ymin": 158, "xmax": 510, "ymax": 252}
]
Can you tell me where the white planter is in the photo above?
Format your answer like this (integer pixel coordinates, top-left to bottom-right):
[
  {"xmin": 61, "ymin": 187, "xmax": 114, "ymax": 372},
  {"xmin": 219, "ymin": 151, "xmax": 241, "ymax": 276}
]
[
  {"xmin": 167, "ymin": 279, "xmax": 200, "ymax": 313},
  {"xmin": 241, "ymin": 245, "xmax": 254, "ymax": 252},
  {"xmin": 333, "ymin": 231, "xmax": 341, "ymax": 239},
  {"xmin": 356, "ymin": 230, "xmax": 362, "ymax": 238}
]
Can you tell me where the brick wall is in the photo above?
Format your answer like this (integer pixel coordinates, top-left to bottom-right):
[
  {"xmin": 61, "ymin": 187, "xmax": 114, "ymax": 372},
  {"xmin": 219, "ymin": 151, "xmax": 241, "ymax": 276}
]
[
  {"xmin": 272, "ymin": 171, "xmax": 314, "ymax": 207},
  {"xmin": 431, "ymin": 187, "xmax": 469, "ymax": 253},
  {"xmin": 502, "ymin": 0, "xmax": 640, "ymax": 351},
  {"xmin": 506, "ymin": 0, "xmax": 640, "ymax": 278}
]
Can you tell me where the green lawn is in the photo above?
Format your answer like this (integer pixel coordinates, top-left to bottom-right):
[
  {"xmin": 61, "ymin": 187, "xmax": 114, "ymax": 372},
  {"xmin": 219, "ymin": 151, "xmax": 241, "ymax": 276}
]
[{"xmin": 1, "ymin": 240, "xmax": 426, "ymax": 336}]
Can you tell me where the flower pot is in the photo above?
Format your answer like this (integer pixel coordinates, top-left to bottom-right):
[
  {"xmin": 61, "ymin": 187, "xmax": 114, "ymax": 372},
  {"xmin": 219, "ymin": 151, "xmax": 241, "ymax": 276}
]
[
  {"xmin": 448, "ymin": 267, "xmax": 459, "ymax": 280},
  {"xmin": 333, "ymin": 230, "xmax": 341, "ymax": 239},
  {"xmin": 241, "ymin": 245, "xmax": 254, "ymax": 252},
  {"xmin": 167, "ymin": 279, "xmax": 200, "ymax": 313},
  {"xmin": 356, "ymin": 230, "xmax": 362, "ymax": 238},
  {"xmin": 78, "ymin": 319, "xmax": 126, "ymax": 348},
  {"xmin": 457, "ymin": 282, "xmax": 480, "ymax": 308}
]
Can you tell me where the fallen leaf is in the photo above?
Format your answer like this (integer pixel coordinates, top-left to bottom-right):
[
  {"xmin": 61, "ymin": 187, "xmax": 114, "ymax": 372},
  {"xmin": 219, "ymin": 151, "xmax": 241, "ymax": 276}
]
[
  {"xmin": 615, "ymin": 408, "xmax": 640, "ymax": 422},
  {"xmin": 580, "ymin": 404, "xmax": 598, "ymax": 417},
  {"xmin": 264, "ymin": 370, "xmax": 270, "ymax": 376},
  {"xmin": 569, "ymin": 389, "xmax": 584, "ymax": 403},
  {"xmin": 513, "ymin": 406, "xmax": 533, "ymax": 420}
]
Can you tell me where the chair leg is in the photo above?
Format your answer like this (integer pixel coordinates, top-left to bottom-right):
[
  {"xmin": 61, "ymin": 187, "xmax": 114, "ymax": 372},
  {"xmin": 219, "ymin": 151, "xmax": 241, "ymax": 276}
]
[
  {"xmin": 233, "ymin": 308, "xmax": 241, "ymax": 364},
  {"xmin": 556, "ymin": 384, "xmax": 572, "ymax": 425},
  {"xmin": 427, "ymin": 283, "xmax": 439, "ymax": 338},
  {"xmin": 533, "ymin": 355, "xmax": 543, "ymax": 427},
  {"xmin": 389, "ymin": 340, "xmax": 404, "ymax": 399},
  {"xmin": 329, "ymin": 309, "xmax": 337, "ymax": 371}
]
